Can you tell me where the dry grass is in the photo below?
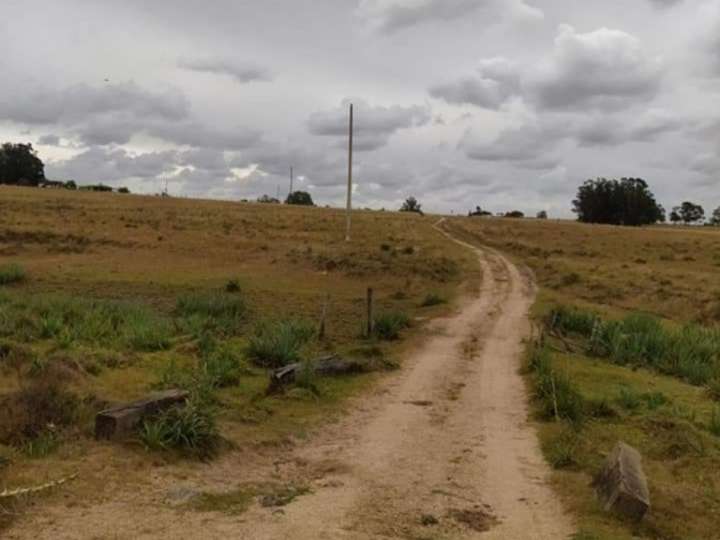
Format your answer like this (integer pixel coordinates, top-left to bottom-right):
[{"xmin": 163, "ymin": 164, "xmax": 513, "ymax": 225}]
[
  {"xmin": 447, "ymin": 217, "xmax": 720, "ymax": 323},
  {"xmin": 0, "ymin": 186, "xmax": 477, "ymax": 529}
]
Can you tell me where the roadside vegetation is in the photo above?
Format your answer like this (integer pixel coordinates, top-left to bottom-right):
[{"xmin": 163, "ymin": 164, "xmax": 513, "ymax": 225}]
[{"xmin": 450, "ymin": 215, "xmax": 720, "ymax": 539}]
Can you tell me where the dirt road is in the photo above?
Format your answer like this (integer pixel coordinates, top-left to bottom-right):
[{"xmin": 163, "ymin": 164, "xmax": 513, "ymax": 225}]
[{"xmin": 8, "ymin": 224, "xmax": 573, "ymax": 539}]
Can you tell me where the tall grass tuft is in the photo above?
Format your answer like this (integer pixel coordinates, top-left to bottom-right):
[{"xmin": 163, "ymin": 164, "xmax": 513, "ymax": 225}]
[
  {"xmin": 176, "ymin": 292, "xmax": 246, "ymax": 335},
  {"xmin": 0, "ymin": 264, "xmax": 26, "ymax": 286},
  {"xmin": 528, "ymin": 345, "xmax": 585, "ymax": 424},
  {"xmin": 139, "ymin": 398, "xmax": 220, "ymax": 459},
  {"xmin": 246, "ymin": 319, "xmax": 315, "ymax": 368},
  {"xmin": 550, "ymin": 305, "xmax": 720, "ymax": 386},
  {"xmin": 0, "ymin": 294, "xmax": 172, "ymax": 351},
  {"xmin": 373, "ymin": 311, "xmax": 411, "ymax": 340}
]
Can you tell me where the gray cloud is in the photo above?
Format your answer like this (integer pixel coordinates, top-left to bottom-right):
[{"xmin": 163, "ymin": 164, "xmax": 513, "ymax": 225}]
[
  {"xmin": 46, "ymin": 147, "xmax": 179, "ymax": 183},
  {"xmin": 357, "ymin": 0, "xmax": 543, "ymax": 33},
  {"xmin": 308, "ymin": 99, "xmax": 430, "ymax": 151},
  {"xmin": 0, "ymin": 82, "xmax": 187, "ymax": 126},
  {"xmin": 1, "ymin": 1, "xmax": 718, "ymax": 215},
  {"xmin": 37, "ymin": 134, "xmax": 61, "ymax": 146},
  {"xmin": 429, "ymin": 58, "xmax": 520, "ymax": 109},
  {"xmin": 178, "ymin": 57, "xmax": 272, "ymax": 83}
]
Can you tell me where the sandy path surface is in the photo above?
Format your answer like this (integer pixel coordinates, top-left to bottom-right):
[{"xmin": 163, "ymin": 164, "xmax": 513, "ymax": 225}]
[{"xmin": 7, "ymin": 224, "xmax": 574, "ymax": 540}]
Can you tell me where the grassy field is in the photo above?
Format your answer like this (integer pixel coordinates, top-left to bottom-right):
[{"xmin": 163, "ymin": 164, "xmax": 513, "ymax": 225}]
[
  {"xmin": 0, "ymin": 186, "xmax": 478, "ymax": 530},
  {"xmin": 448, "ymin": 217, "xmax": 720, "ymax": 540}
]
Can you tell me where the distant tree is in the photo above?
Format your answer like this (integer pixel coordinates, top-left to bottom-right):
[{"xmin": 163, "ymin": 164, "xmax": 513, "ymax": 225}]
[
  {"xmin": 504, "ymin": 210, "xmax": 525, "ymax": 218},
  {"xmin": 64, "ymin": 180, "xmax": 77, "ymax": 190},
  {"xmin": 572, "ymin": 177, "xmax": 664, "ymax": 226},
  {"xmin": 536, "ymin": 210, "xmax": 548, "ymax": 219},
  {"xmin": 674, "ymin": 201, "xmax": 705, "ymax": 225},
  {"xmin": 257, "ymin": 194, "xmax": 280, "ymax": 204},
  {"xmin": 469, "ymin": 206, "xmax": 492, "ymax": 217},
  {"xmin": 0, "ymin": 143, "xmax": 45, "ymax": 186},
  {"xmin": 285, "ymin": 190, "xmax": 314, "ymax": 206},
  {"xmin": 400, "ymin": 196, "xmax": 423, "ymax": 215},
  {"xmin": 669, "ymin": 208, "xmax": 682, "ymax": 224},
  {"xmin": 711, "ymin": 207, "xmax": 720, "ymax": 226},
  {"xmin": 117, "ymin": 187, "xmax": 131, "ymax": 194}
]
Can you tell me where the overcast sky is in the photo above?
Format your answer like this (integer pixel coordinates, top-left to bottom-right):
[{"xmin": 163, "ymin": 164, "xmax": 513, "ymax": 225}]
[{"xmin": 1, "ymin": 0, "xmax": 719, "ymax": 216}]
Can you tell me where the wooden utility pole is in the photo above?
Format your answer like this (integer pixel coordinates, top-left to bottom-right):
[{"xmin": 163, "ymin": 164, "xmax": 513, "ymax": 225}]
[
  {"xmin": 289, "ymin": 166, "xmax": 294, "ymax": 198},
  {"xmin": 345, "ymin": 103, "xmax": 354, "ymax": 242}
]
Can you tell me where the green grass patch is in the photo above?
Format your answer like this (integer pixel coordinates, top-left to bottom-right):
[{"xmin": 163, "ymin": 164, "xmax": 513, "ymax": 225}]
[
  {"xmin": 550, "ymin": 306, "xmax": 720, "ymax": 386},
  {"xmin": 246, "ymin": 319, "xmax": 315, "ymax": 368},
  {"xmin": 176, "ymin": 292, "xmax": 247, "ymax": 336},
  {"xmin": 0, "ymin": 264, "xmax": 26, "ymax": 285},
  {"xmin": 373, "ymin": 311, "xmax": 411, "ymax": 341}
]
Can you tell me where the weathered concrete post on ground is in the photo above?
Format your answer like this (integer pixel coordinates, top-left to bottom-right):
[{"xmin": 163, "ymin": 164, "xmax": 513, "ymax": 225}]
[{"xmin": 594, "ymin": 441, "xmax": 650, "ymax": 521}]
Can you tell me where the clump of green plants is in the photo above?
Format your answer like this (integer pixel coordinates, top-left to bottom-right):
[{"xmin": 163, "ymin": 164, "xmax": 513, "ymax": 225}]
[
  {"xmin": 373, "ymin": 311, "xmax": 411, "ymax": 340},
  {"xmin": 548, "ymin": 306, "xmax": 598, "ymax": 336},
  {"xmin": 200, "ymin": 339, "xmax": 247, "ymax": 388},
  {"xmin": 616, "ymin": 387, "xmax": 642, "ymax": 411},
  {"xmin": 550, "ymin": 305, "xmax": 720, "ymax": 386},
  {"xmin": 528, "ymin": 345, "xmax": 585, "ymax": 424},
  {"xmin": 709, "ymin": 408, "xmax": 720, "ymax": 437},
  {"xmin": 0, "ymin": 264, "xmax": 26, "ymax": 286},
  {"xmin": 543, "ymin": 426, "xmax": 580, "ymax": 469},
  {"xmin": 0, "ymin": 294, "xmax": 172, "ymax": 352},
  {"xmin": 139, "ymin": 398, "xmax": 220, "ymax": 459},
  {"xmin": 246, "ymin": 319, "xmax": 315, "ymax": 368},
  {"xmin": 420, "ymin": 293, "xmax": 446, "ymax": 307},
  {"xmin": 176, "ymin": 292, "xmax": 247, "ymax": 335}
]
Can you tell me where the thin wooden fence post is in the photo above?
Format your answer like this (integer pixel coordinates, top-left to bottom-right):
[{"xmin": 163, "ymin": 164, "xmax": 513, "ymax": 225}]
[
  {"xmin": 319, "ymin": 293, "xmax": 329, "ymax": 340},
  {"xmin": 367, "ymin": 287, "xmax": 374, "ymax": 338}
]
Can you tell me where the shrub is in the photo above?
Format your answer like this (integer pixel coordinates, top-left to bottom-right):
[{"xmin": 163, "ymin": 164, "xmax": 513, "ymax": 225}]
[
  {"xmin": 176, "ymin": 292, "xmax": 246, "ymax": 335},
  {"xmin": 201, "ymin": 344, "xmax": 246, "ymax": 388},
  {"xmin": 246, "ymin": 319, "xmax": 315, "ymax": 368},
  {"xmin": 0, "ymin": 264, "xmax": 26, "ymax": 285},
  {"xmin": 373, "ymin": 311, "xmax": 411, "ymax": 340},
  {"xmin": 225, "ymin": 279, "xmax": 241, "ymax": 293},
  {"xmin": 710, "ymin": 408, "xmax": 720, "ymax": 437},
  {"xmin": 0, "ymin": 367, "xmax": 79, "ymax": 446},
  {"xmin": 544, "ymin": 427, "xmax": 580, "ymax": 469},
  {"xmin": 616, "ymin": 387, "xmax": 642, "ymax": 411},
  {"xmin": 549, "ymin": 306, "xmax": 597, "ymax": 337},
  {"xmin": 529, "ymin": 346, "xmax": 585, "ymax": 424},
  {"xmin": 139, "ymin": 399, "xmax": 219, "ymax": 459},
  {"xmin": 420, "ymin": 293, "xmax": 446, "ymax": 307}
]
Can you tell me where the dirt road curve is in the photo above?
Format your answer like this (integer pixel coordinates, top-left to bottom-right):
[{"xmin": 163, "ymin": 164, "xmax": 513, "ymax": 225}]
[{"xmin": 8, "ymin": 223, "xmax": 574, "ymax": 539}]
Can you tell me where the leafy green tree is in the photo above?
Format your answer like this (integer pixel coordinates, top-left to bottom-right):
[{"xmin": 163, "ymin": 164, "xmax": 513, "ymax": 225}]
[
  {"xmin": 711, "ymin": 207, "xmax": 720, "ymax": 226},
  {"xmin": 400, "ymin": 196, "xmax": 423, "ymax": 214},
  {"xmin": 674, "ymin": 202, "xmax": 705, "ymax": 225},
  {"xmin": 572, "ymin": 177, "xmax": 664, "ymax": 226},
  {"xmin": 0, "ymin": 143, "xmax": 45, "ymax": 186},
  {"xmin": 286, "ymin": 191, "xmax": 314, "ymax": 206},
  {"xmin": 257, "ymin": 194, "xmax": 280, "ymax": 204},
  {"xmin": 537, "ymin": 210, "xmax": 548, "ymax": 219}
]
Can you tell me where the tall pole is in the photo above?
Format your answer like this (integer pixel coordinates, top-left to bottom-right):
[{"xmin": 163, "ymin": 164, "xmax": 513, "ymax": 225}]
[
  {"xmin": 345, "ymin": 103, "xmax": 354, "ymax": 242},
  {"xmin": 289, "ymin": 166, "xmax": 294, "ymax": 198}
]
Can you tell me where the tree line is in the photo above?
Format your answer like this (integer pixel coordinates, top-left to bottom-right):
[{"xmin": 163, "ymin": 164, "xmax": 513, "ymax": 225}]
[{"xmin": 574, "ymin": 177, "xmax": 720, "ymax": 226}]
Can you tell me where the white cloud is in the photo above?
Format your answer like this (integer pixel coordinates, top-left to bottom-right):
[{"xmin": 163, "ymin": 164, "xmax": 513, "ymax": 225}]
[
  {"xmin": 530, "ymin": 25, "xmax": 664, "ymax": 111},
  {"xmin": 429, "ymin": 58, "xmax": 521, "ymax": 109},
  {"xmin": 356, "ymin": 0, "xmax": 542, "ymax": 33},
  {"xmin": 178, "ymin": 57, "xmax": 272, "ymax": 83}
]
